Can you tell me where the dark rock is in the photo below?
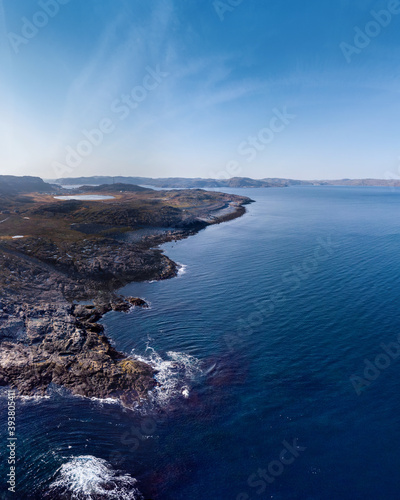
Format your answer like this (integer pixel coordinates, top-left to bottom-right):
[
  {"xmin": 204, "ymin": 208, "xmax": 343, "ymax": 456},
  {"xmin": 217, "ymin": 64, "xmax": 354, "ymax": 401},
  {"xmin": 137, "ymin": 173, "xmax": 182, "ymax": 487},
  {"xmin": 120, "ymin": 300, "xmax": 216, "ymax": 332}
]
[
  {"xmin": 0, "ymin": 183, "xmax": 252, "ymax": 405},
  {"xmin": 128, "ymin": 297, "xmax": 149, "ymax": 308},
  {"xmin": 0, "ymin": 301, "xmax": 155, "ymax": 405}
]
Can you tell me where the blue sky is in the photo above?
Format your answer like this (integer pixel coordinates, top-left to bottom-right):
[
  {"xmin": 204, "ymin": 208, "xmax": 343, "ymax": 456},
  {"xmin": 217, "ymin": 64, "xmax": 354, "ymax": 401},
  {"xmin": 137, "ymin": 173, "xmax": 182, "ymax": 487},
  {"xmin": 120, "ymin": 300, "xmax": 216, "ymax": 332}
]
[{"xmin": 1, "ymin": 0, "xmax": 400, "ymax": 180}]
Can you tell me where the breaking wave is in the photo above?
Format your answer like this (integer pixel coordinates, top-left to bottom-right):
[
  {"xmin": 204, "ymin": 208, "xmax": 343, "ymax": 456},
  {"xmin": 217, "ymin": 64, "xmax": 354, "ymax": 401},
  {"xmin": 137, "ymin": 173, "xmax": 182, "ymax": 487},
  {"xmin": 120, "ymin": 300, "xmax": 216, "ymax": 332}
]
[
  {"xmin": 46, "ymin": 455, "xmax": 143, "ymax": 499},
  {"xmin": 177, "ymin": 262, "xmax": 187, "ymax": 276},
  {"xmin": 134, "ymin": 347, "xmax": 203, "ymax": 407}
]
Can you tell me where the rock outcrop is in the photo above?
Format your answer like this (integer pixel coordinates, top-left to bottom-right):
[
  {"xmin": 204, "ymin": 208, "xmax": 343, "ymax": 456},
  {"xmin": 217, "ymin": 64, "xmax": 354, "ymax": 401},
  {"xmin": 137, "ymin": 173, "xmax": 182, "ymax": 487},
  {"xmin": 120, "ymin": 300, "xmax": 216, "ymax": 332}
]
[
  {"xmin": 0, "ymin": 298, "xmax": 154, "ymax": 405},
  {"xmin": 0, "ymin": 184, "xmax": 253, "ymax": 405}
]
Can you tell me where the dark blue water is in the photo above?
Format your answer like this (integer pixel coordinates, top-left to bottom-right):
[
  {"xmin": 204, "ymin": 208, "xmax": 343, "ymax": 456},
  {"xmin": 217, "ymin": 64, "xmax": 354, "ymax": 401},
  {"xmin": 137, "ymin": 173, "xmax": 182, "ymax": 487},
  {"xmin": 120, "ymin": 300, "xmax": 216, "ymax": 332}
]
[{"xmin": 2, "ymin": 186, "xmax": 400, "ymax": 499}]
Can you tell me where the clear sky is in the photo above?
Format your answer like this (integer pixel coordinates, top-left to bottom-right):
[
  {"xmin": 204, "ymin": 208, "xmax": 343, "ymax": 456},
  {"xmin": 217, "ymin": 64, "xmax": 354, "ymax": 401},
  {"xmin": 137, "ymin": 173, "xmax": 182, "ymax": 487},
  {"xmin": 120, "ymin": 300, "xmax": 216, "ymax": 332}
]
[{"xmin": 1, "ymin": 0, "xmax": 400, "ymax": 180}]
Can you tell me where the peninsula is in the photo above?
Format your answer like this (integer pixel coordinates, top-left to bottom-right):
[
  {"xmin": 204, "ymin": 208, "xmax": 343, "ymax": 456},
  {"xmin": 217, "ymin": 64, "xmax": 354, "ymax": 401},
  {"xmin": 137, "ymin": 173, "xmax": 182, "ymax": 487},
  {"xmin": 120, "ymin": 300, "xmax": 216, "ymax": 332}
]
[{"xmin": 0, "ymin": 176, "xmax": 252, "ymax": 406}]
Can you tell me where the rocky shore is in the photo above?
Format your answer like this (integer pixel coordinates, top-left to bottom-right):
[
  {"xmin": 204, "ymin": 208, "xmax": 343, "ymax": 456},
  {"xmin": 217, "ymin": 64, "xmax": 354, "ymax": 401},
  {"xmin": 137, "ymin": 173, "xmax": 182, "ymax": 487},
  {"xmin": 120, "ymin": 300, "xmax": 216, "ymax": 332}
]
[
  {"xmin": 0, "ymin": 241, "xmax": 177, "ymax": 406},
  {"xmin": 0, "ymin": 298, "xmax": 156, "ymax": 406},
  {"xmin": 0, "ymin": 183, "xmax": 252, "ymax": 406}
]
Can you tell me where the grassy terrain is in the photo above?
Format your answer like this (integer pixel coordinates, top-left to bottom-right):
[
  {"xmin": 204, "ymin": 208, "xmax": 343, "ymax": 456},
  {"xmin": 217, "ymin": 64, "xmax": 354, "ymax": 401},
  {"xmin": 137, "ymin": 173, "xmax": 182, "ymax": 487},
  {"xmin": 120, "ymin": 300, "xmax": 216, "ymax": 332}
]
[
  {"xmin": 0, "ymin": 181, "xmax": 252, "ymax": 403},
  {"xmin": 0, "ymin": 188, "xmax": 249, "ymax": 243}
]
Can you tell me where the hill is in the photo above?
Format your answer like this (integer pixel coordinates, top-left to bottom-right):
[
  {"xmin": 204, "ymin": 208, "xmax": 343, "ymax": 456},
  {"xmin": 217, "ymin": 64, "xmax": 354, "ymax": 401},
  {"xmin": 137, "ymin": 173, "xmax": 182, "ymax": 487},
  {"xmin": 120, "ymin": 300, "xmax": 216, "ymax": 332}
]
[
  {"xmin": 77, "ymin": 183, "xmax": 153, "ymax": 193},
  {"xmin": 50, "ymin": 176, "xmax": 400, "ymax": 189},
  {"xmin": 0, "ymin": 175, "xmax": 56, "ymax": 194}
]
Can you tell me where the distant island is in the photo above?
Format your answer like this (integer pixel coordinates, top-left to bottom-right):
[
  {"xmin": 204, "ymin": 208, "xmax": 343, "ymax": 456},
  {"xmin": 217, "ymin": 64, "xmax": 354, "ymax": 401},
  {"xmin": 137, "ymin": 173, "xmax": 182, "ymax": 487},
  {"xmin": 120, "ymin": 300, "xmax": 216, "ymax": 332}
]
[
  {"xmin": 0, "ymin": 175, "xmax": 252, "ymax": 407},
  {"xmin": 47, "ymin": 175, "xmax": 400, "ymax": 189}
]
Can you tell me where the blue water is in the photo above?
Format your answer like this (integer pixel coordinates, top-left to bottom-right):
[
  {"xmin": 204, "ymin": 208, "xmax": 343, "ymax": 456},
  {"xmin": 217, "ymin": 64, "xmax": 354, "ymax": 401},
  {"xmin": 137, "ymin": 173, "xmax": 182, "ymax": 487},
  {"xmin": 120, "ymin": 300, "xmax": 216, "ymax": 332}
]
[{"xmin": 2, "ymin": 186, "xmax": 400, "ymax": 499}]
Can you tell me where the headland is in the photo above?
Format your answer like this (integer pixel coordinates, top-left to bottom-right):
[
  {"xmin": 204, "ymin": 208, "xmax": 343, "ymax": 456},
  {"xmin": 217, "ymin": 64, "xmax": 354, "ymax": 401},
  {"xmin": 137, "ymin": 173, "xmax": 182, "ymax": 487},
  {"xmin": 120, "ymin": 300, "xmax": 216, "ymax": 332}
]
[{"xmin": 0, "ymin": 176, "xmax": 253, "ymax": 406}]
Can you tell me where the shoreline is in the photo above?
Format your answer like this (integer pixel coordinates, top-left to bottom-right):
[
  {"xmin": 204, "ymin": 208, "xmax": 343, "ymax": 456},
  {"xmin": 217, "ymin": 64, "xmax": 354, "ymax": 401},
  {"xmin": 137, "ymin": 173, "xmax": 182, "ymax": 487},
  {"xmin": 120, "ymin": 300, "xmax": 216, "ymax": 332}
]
[{"xmin": 0, "ymin": 195, "xmax": 251, "ymax": 407}]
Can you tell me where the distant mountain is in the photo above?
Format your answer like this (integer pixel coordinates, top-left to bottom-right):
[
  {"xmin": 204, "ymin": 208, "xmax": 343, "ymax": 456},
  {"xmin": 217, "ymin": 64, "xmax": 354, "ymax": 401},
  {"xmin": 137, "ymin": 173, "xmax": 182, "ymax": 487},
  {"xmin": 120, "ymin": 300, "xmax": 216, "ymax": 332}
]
[
  {"xmin": 48, "ymin": 176, "xmax": 400, "ymax": 189},
  {"xmin": 48, "ymin": 176, "xmax": 311, "ymax": 188},
  {"xmin": 0, "ymin": 175, "xmax": 56, "ymax": 194},
  {"xmin": 310, "ymin": 178, "xmax": 400, "ymax": 187}
]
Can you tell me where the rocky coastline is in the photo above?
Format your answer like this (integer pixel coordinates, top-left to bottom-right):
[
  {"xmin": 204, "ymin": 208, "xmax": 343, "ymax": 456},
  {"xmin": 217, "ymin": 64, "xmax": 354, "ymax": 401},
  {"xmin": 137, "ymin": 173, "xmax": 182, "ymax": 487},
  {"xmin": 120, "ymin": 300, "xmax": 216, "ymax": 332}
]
[
  {"xmin": 0, "ymin": 184, "xmax": 253, "ymax": 407},
  {"xmin": 0, "ymin": 298, "xmax": 157, "ymax": 407}
]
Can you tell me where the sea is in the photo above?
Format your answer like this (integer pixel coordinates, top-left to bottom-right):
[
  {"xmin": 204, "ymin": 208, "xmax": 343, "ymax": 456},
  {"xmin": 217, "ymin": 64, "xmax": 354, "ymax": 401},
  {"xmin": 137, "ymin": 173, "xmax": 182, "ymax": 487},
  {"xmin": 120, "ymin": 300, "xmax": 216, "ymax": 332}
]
[{"xmin": 2, "ymin": 186, "xmax": 400, "ymax": 499}]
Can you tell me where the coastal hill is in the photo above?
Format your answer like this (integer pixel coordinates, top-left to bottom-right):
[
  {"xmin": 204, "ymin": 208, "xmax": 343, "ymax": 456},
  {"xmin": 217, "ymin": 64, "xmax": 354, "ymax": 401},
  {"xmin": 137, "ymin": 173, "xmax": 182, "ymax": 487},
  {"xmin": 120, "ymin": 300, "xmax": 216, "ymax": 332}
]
[
  {"xmin": 49, "ymin": 175, "xmax": 400, "ymax": 189},
  {"xmin": 0, "ymin": 175, "xmax": 56, "ymax": 194},
  {"xmin": 0, "ymin": 178, "xmax": 252, "ymax": 405},
  {"xmin": 49, "ymin": 175, "xmax": 305, "ymax": 188},
  {"xmin": 77, "ymin": 183, "xmax": 153, "ymax": 193}
]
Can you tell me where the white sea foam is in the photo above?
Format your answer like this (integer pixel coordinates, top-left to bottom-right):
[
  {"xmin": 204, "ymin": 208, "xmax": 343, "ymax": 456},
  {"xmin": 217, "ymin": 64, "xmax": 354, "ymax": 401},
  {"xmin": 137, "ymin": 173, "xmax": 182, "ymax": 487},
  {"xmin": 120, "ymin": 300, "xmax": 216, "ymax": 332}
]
[
  {"xmin": 20, "ymin": 394, "xmax": 51, "ymax": 402},
  {"xmin": 134, "ymin": 347, "xmax": 203, "ymax": 407},
  {"xmin": 181, "ymin": 386, "xmax": 190, "ymax": 398},
  {"xmin": 48, "ymin": 455, "xmax": 143, "ymax": 499},
  {"xmin": 15, "ymin": 347, "xmax": 202, "ymax": 412},
  {"xmin": 0, "ymin": 388, "xmax": 50, "ymax": 404},
  {"xmin": 75, "ymin": 348, "xmax": 202, "ymax": 413},
  {"xmin": 177, "ymin": 262, "xmax": 187, "ymax": 276},
  {"xmin": 89, "ymin": 397, "xmax": 120, "ymax": 405}
]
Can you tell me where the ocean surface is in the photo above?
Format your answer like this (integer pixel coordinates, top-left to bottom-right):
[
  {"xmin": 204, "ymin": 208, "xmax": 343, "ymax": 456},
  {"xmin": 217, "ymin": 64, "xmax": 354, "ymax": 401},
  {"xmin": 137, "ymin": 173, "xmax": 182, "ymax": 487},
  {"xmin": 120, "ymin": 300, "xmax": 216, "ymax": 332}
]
[{"xmin": 2, "ymin": 186, "xmax": 400, "ymax": 499}]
